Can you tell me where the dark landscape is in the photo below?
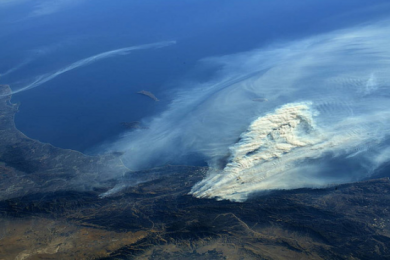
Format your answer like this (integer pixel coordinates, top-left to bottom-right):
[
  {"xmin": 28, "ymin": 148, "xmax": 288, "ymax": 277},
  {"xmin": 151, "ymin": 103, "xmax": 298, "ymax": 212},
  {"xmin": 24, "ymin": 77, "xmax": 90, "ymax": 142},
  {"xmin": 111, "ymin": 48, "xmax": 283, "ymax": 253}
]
[{"xmin": 0, "ymin": 90, "xmax": 390, "ymax": 260}]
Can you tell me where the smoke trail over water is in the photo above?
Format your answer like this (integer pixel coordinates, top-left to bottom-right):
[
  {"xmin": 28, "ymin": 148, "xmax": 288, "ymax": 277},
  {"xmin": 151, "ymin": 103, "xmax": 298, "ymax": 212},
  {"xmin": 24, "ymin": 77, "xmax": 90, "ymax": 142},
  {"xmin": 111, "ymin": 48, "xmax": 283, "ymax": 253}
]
[
  {"xmin": 107, "ymin": 21, "xmax": 389, "ymax": 201},
  {"xmin": 0, "ymin": 59, "xmax": 32, "ymax": 78},
  {"xmin": 5, "ymin": 41, "xmax": 176, "ymax": 95}
]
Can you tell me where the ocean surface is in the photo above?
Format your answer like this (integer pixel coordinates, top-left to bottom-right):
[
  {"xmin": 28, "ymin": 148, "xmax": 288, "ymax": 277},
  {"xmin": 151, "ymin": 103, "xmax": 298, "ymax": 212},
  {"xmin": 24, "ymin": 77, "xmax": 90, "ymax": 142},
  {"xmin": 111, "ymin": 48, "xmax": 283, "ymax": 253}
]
[{"xmin": 0, "ymin": 0, "xmax": 389, "ymax": 153}]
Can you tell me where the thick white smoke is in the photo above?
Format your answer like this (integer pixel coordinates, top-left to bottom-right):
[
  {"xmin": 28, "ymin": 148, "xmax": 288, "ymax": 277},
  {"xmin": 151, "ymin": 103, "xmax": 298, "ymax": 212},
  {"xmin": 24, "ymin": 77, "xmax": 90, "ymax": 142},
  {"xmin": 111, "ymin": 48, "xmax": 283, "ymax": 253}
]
[
  {"xmin": 107, "ymin": 21, "xmax": 389, "ymax": 201},
  {"xmin": 190, "ymin": 102, "xmax": 388, "ymax": 201}
]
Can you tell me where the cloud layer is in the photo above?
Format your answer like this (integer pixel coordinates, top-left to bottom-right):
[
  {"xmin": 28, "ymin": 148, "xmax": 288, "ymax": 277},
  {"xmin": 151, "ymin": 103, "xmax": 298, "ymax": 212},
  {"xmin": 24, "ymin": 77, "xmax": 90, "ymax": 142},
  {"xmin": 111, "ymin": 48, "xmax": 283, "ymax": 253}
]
[{"xmin": 106, "ymin": 20, "xmax": 389, "ymax": 201}]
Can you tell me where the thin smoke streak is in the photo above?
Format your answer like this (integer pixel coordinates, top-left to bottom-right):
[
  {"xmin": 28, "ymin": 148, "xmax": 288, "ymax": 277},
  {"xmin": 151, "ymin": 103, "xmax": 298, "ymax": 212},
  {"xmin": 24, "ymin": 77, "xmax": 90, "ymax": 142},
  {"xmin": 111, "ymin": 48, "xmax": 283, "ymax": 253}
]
[
  {"xmin": 6, "ymin": 41, "xmax": 176, "ymax": 95},
  {"xmin": 0, "ymin": 59, "xmax": 32, "ymax": 77}
]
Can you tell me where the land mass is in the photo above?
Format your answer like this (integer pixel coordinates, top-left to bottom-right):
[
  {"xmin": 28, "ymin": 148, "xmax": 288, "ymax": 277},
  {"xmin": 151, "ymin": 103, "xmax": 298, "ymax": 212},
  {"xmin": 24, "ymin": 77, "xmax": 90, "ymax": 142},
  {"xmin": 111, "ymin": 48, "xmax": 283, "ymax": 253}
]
[
  {"xmin": 0, "ymin": 85, "xmax": 12, "ymax": 96},
  {"xmin": 120, "ymin": 121, "xmax": 148, "ymax": 130},
  {"xmin": 252, "ymin": 98, "xmax": 268, "ymax": 102},
  {"xmin": 137, "ymin": 90, "xmax": 159, "ymax": 102},
  {"xmin": 0, "ymin": 88, "xmax": 390, "ymax": 260}
]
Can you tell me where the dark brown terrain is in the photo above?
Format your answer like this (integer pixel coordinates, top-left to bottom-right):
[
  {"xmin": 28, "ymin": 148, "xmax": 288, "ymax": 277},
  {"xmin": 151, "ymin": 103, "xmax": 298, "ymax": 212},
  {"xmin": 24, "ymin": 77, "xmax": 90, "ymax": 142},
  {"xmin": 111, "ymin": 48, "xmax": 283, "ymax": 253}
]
[{"xmin": 0, "ymin": 92, "xmax": 390, "ymax": 260}]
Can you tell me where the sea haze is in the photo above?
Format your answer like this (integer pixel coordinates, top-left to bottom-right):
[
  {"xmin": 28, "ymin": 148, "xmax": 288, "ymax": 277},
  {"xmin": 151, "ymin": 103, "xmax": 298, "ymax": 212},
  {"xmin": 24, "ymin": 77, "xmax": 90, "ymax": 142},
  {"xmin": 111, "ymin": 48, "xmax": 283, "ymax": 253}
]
[
  {"xmin": 1, "ymin": 0, "xmax": 388, "ymax": 153},
  {"xmin": 0, "ymin": 0, "xmax": 392, "ymax": 262}
]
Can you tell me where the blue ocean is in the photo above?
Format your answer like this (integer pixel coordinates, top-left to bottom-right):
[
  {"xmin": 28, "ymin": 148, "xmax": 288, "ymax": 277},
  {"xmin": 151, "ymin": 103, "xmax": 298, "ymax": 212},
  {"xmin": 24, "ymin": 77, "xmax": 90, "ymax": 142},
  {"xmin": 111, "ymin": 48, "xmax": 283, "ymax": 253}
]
[{"xmin": 0, "ymin": 0, "xmax": 389, "ymax": 153}]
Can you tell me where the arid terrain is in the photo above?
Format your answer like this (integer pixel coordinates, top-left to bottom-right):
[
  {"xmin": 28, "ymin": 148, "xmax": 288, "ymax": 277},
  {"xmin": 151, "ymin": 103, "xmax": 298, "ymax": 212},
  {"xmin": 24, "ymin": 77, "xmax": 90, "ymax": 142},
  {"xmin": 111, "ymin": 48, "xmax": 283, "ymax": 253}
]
[{"xmin": 0, "ymin": 91, "xmax": 390, "ymax": 260}]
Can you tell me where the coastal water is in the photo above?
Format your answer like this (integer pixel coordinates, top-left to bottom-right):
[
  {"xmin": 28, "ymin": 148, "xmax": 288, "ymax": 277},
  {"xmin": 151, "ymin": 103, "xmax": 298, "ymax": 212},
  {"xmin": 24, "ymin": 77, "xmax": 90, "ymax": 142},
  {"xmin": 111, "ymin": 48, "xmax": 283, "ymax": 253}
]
[{"xmin": 0, "ymin": 0, "xmax": 389, "ymax": 153}]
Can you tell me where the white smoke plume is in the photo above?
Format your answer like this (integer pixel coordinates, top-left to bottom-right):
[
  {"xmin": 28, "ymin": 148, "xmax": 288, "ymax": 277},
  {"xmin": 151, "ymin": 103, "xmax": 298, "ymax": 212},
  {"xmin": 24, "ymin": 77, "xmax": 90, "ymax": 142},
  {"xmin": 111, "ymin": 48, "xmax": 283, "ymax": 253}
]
[
  {"xmin": 106, "ymin": 21, "xmax": 389, "ymax": 201},
  {"xmin": 190, "ymin": 102, "xmax": 388, "ymax": 201},
  {"xmin": 6, "ymin": 41, "xmax": 176, "ymax": 95}
]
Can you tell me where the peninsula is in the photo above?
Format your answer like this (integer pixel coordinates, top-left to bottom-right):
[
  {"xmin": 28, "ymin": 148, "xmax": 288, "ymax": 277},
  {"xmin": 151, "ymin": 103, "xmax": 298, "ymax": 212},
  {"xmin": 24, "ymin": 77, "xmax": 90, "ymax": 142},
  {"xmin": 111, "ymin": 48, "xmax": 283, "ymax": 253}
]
[
  {"xmin": 0, "ymin": 85, "xmax": 12, "ymax": 96},
  {"xmin": 0, "ymin": 88, "xmax": 390, "ymax": 260}
]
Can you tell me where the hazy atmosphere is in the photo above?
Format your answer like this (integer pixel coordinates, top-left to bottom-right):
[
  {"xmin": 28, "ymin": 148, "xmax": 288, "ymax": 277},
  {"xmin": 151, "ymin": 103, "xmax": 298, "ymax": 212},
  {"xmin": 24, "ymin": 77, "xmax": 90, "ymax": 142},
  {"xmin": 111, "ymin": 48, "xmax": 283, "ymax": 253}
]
[
  {"xmin": 0, "ymin": 0, "xmax": 389, "ymax": 200},
  {"xmin": 0, "ymin": 0, "xmax": 390, "ymax": 261}
]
